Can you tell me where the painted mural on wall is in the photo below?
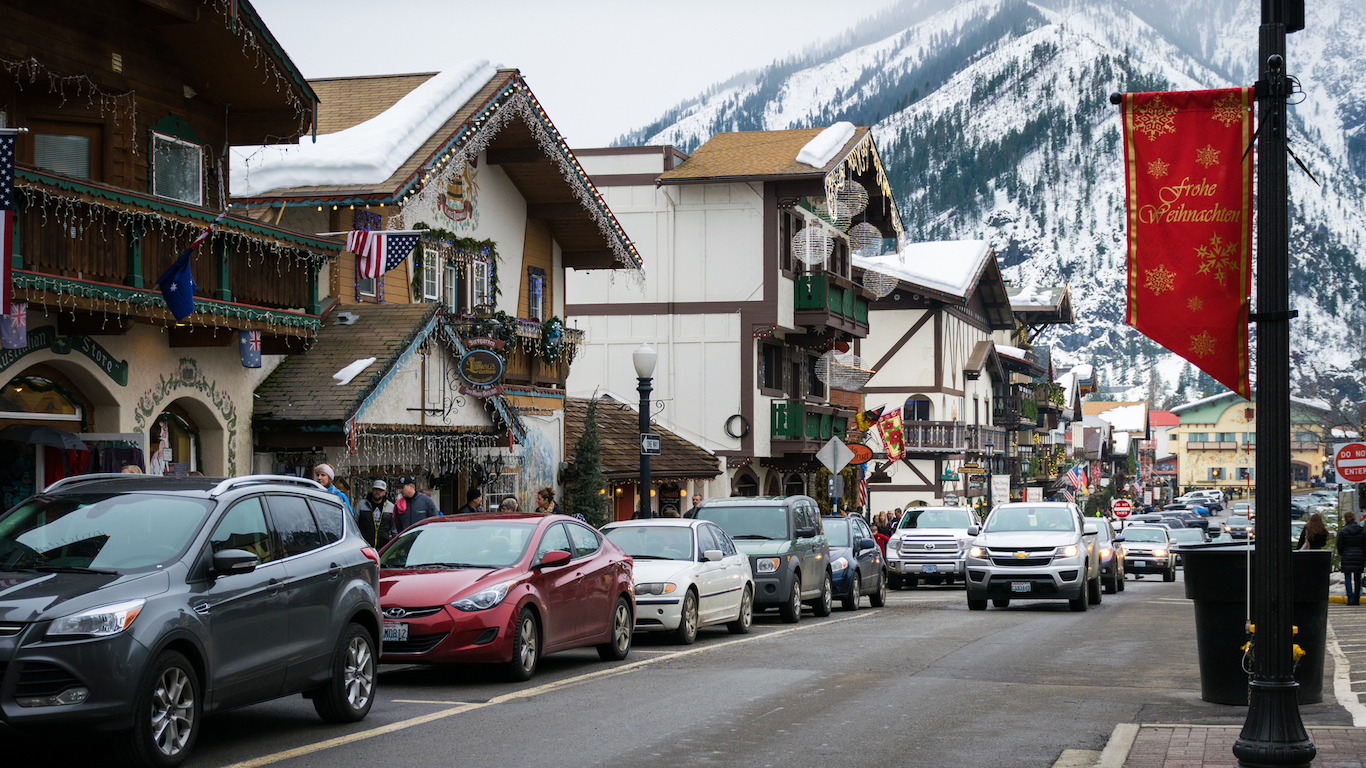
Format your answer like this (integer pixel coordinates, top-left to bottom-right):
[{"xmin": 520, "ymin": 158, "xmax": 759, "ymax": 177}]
[
  {"xmin": 438, "ymin": 156, "xmax": 480, "ymax": 229},
  {"xmin": 518, "ymin": 414, "xmax": 559, "ymax": 511},
  {"xmin": 134, "ymin": 358, "xmax": 240, "ymax": 475}
]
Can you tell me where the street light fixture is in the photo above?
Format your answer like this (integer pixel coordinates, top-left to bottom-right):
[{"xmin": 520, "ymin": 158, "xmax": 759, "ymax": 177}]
[{"xmin": 634, "ymin": 343, "xmax": 658, "ymax": 519}]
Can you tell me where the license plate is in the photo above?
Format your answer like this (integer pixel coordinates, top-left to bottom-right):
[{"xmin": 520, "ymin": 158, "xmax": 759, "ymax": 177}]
[
  {"xmin": 382, "ymin": 622, "xmax": 409, "ymax": 642},
  {"xmin": 922, "ymin": 564, "xmax": 937, "ymax": 574},
  {"xmin": 1133, "ymin": 560, "xmax": 1146, "ymax": 568},
  {"xmin": 1011, "ymin": 582, "xmax": 1030, "ymax": 593}
]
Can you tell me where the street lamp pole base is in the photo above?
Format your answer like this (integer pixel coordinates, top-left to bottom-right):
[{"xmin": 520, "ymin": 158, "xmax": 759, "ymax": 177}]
[{"xmin": 1232, "ymin": 680, "xmax": 1315, "ymax": 768}]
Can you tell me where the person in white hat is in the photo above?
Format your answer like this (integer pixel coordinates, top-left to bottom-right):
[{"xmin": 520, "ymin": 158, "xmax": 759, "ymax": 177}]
[
  {"xmin": 313, "ymin": 463, "xmax": 352, "ymax": 513},
  {"xmin": 355, "ymin": 478, "xmax": 396, "ymax": 548}
]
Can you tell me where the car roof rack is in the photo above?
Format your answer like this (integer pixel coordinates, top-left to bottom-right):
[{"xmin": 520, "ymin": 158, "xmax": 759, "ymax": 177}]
[
  {"xmin": 209, "ymin": 475, "xmax": 325, "ymax": 498},
  {"xmin": 42, "ymin": 473, "xmax": 141, "ymax": 493}
]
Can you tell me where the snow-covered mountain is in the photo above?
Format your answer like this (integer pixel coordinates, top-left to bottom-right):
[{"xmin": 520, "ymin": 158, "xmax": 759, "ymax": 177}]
[{"xmin": 616, "ymin": 0, "xmax": 1366, "ymax": 410}]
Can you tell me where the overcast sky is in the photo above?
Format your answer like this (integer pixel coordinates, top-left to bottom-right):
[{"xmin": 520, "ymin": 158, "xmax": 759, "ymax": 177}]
[{"xmin": 253, "ymin": 0, "xmax": 897, "ymax": 147}]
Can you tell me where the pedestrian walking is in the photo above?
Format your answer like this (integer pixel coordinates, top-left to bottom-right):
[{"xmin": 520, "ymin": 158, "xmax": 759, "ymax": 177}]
[
  {"xmin": 313, "ymin": 463, "xmax": 351, "ymax": 513},
  {"xmin": 1298, "ymin": 513, "xmax": 1329, "ymax": 550},
  {"xmin": 684, "ymin": 494, "xmax": 703, "ymax": 518},
  {"xmin": 1338, "ymin": 510, "xmax": 1366, "ymax": 605},
  {"xmin": 395, "ymin": 476, "xmax": 440, "ymax": 531},
  {"xmin": 456, "ymin": 486, "xmax": 483, "ymax": 516},
  {"xmin": 355, "ymin": 479, "xmax": 396, "ymax": 548}
]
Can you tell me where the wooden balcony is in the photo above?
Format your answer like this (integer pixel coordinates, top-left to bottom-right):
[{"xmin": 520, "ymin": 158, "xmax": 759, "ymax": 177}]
[
  {"xmin": 902, "ymin": 420, "xmax": 966, "ymax": 453},
  {"xmin": 770, "ymin": 400, "xmax": 851, "ymax": 455},
  {"xmin": 1187, "ymin": 441, "xmax": 1238, "ymax": 451},
  {"xmin": 794, "ymin": 273, "xmax": 871, "ymax": 338},
  {"xmin": 447, "ymin": 316, "xmax": 584, "ymax": 387},
  {"xmin": 967, "ymin": 424, "xmax": 1007, "ymax": 453}
]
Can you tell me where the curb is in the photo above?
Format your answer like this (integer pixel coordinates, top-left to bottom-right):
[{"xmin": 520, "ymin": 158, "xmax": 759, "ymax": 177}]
[{"xmin": 1095, "ymin": 723, "xmax": 1140, "ymax": 768}]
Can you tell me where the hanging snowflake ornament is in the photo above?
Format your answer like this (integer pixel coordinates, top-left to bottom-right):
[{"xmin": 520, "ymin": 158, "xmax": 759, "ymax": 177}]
[
  {"xmin": 816, "ymin": 350, "xmax": 874, "ymax": 392},
  {"xmin": 861, "ymin": 268, "xmax": 899, "ymax": 299},
  {"xmin": 847, "ymin": 222, "xmax": 883, "ymax": 258},
  {"xmin": 791, "ymin": 227, "xmax": 834, "ymax": 266},
  {"xmin": 832, "ymin": 180, "xmax": 869, "ymax": 221}
]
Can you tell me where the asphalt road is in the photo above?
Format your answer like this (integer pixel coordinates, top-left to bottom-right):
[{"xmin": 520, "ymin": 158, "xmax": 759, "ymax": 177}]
[{"xmin": 3, "ymin": 568, "xmax": 1352, "ymax": 768}]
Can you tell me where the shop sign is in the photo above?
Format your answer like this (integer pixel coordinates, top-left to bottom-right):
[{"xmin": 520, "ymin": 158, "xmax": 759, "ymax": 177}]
[
  {"xmin": 0, "ymin": 325, "xmax": 129, "ymax": 386},
  {"xmin": 458, "ymin": 348, "xmax": 504, "ymax": 398}
]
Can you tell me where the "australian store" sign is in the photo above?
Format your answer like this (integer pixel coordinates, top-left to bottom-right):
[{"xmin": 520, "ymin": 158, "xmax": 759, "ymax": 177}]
[{"xmin": 0, "ymin": 326, "xmax": 130, "ymax": 386}]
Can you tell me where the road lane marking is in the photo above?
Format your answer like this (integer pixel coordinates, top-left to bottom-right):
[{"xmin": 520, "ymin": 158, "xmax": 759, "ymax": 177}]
[
  {"xmin": 390, "ymin": 700, "xmax": 476, "ymax": 705},
  {"xmin": 1328, "ymin": 622, "xmax": 1366, "ymax": 726},
  {"xmin": 220, "ymin": 612, "xmax": 875, "ymax": 768}
]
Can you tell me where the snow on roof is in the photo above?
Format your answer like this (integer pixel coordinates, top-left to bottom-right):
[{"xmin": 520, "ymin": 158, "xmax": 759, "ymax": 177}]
[
  {"xmin": 996, "ymin": 345, "xmax": 1029, "ymax": 360},
  {"xmin": 1007, "ymin": 284, "xmax": 1066, "ymax": 308},
  {"xmin": 853, "ymin": 240, "xmax": 990, "ymax": 299},
  {"xmin": 231, "ymin": 61, "xmax": 497, "ymax": 197},
  {"xmin": 1056, "ymin": 370, "xmax": 1077, "ymax": 406},
  {"xmin": 1070, "ymin": 363, "xmax": 1093, "ymax": 382},
  {"xmin": 796, "ymin": 122, "xmax": 856, "ymax": 168},
  {"xmin": 1095, "ymin": 403, "xmax": 1147, "ymax": 432},
  {"xmin": 1291, "ymin": 395, "xmax": 1331, "ymax": 411},
  {"xmin": 1113, "ymin": 431, "xmax": 1132, "ymax": 456}
]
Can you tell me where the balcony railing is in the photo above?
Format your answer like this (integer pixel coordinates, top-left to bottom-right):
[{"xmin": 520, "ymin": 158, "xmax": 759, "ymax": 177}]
[
  {"xmin": 771, "ymin": 401, "xmax": 850, "ymax": 450},
  {"xmin": 446, "ymin": 315, "xmax": 584, "ymax": 386},
  {"xmin": 967, "ymin": 424, "xmax": 1007, "ymax": 453},
  {"xmin": 794, "ymin": 273, "xmax": 870, "ymax": 337},
  {"xmin": 1187, "ymin": 441, "xmax": 1238, "ymax": 451},
  {"xmin": 902, "ymin": 420, "xmax": 966, "ymax": 452}
]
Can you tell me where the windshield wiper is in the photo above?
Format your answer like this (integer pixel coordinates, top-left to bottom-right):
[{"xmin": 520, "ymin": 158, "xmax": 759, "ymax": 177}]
[
  {"xmin": 733, "ymin": 535, "xmax": 774, "ymax": 540},
  {"xmin": 629, "ymin": 554, "xmax": 671, "ymax": 560},
  {"xmin": 34, "ymin": 565, "xmax": 119, "ymax": 575},
  {"xmin": 417, "ymin": 562, "xmax": 490, "ymax": 569}
]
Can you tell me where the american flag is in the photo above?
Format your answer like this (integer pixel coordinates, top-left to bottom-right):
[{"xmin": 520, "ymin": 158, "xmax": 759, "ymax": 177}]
[
  {"xmin": 856, "ymin": 464, "xmax": 868, "ymax": 511},
  {"xmin": 1, "ymin": 131, "xmax": 15, "ymax": 311},
  {"xmin": 349, "ymin": 230, "xmax": 420, "ymax": 280},
  {"xmin": 1065, "ymin": 465, "xmax": 1087, "ymax": 492},
  {"xmin": 1061, "ymin": 487, "xmax": 1075, "ymax": 503}
]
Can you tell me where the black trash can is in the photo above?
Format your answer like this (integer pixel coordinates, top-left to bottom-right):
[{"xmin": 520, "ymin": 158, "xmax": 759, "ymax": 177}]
[{"xmin": 1182, "ymin": 543, "xmax": 1330, "ymax": 705}]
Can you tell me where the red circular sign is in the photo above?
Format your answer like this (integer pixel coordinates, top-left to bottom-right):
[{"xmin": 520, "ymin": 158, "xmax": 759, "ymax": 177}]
[
  {"xmin": 1112, "ymin": 499, "xmax": 1133, "ymax": 519},
  {"xmin": 1337, "ymin": 443, "xmax": 1366, "ymax": 484}
]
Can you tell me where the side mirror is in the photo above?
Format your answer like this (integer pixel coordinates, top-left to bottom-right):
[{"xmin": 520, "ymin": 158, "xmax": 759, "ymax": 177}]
[
  {"xmin": 212, "ymin": 549, "xmax": 259, "ymax": 577},
  {"xmin": 796, "ymin": 526, "xmax": 816, "ymax": 539},
  {"xmin": 536, "ymin": 550, "xmax": 572, "ymax": 569},
  {"xmin": 1113, "ymin": 535, "xmax": 1126, "ymax": 543},
  {"xmin": 701, "ymin": 549, "xmax": 724, "ymax": 562},
  {"xmin": 966, "ymin": 525, "xmax": 980, "ymax": 537},
  {"xmin": 1083, "ymin": 522, "xmax": 1099, "ymax": 535},
  {"xmin": 858, "ymin": 537, "xmax": 876, "ymax": 551}
]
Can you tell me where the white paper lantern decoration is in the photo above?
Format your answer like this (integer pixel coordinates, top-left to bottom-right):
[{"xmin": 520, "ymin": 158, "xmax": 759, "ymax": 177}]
[
  {"xmin": 834, "ymin": 180, "xmax": 869, "ymax": 220},
  {"xmin": 848, "ymin": 222, "xmax": 883, "ymax": 258},
  {"xmin": 861, "ymin": 268, "xmax": 899, "ymax": 299},
  {"xmin": 816, "ymin": 350, "xmax": 874, "ymax": 392},
  {"xmin": 791, "ymin": 227, "xmax": 833, "ymax": 266}
]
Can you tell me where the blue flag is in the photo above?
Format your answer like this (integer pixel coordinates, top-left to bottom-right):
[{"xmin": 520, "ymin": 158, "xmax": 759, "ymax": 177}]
[
  {"xmin": 238, "ymin": 330, "xmax": 261, "ymax": 368},
  {"xmin": 157, "ymin": 246, "xmax": 197, "ymax": 320}
]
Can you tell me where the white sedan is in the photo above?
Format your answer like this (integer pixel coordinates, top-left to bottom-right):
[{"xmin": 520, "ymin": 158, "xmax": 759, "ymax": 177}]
[{"xmin": 602, "ymin": 519, "xmax": 754, "ymax": 644}]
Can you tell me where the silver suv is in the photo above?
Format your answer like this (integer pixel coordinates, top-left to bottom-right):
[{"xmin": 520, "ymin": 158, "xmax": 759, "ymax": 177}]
[
  {"xmin": 964, "ymin": 502, "xmax": 1102, "ymax": 612},
  {"xmin": 885, "ymin": 506, "xmax": 981, "ymax": 589}
]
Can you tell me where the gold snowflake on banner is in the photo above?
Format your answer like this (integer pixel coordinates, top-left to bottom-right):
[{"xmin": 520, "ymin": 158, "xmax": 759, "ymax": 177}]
[
  {"xmin": 1196, "ymin": 145, "xmax": 1222, "ymax": 168},
  {"xmin": 1190, "ymin": 331, "xmax": 1218, "ymax": 358},
  {"xmin": 1195, "ymin": 232, "xmax": 1239, "ymax": 285},
  {"xmin": 1145, "ymin": 263, "xmax": 1177, "ymax": 295},
  {"xmin": 1188, "ymin": 296, "xmax": 1204, "ymax": 311},
  {"xmin": 1134, "ymin": 95, "xmax": 1178, "ymax": 141},
  {"xmin": 1147, "ymin": 158, "xmax": 1170, "ymax": 178},
  {"xmin": 1212, "ymin": 93, "xmax": 1244, "ymax": 128}
]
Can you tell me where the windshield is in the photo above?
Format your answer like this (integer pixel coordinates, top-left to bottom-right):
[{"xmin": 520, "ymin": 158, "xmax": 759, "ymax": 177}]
[
  {"xmin": 0, "ymin": 493, "xmax": 211, "ymax": 572},
  {"xmin": 696, "ymin": 506, "xmax": 789, "ymax": 540},
  {"xmin": 985, "ymin": 506, "xmax": 1076, "ymax": 533},
  {"xmin": 380, "ymin": 521, "xmax": 535, "ymax": 569},
  {"xmin": 1228, "ymin": 517, "xmax": 1251, "ymax": 526},
  {"xmin": 1122, "ymin": 527, "xmax": 1168, "ymax": 543},
  {"xmin": 604, "ymin": 526, "xmax": 694, "ymax": 561},
  {"xmin": 1167, "ymin": 530, "xmax": 1204, "ymax": 543},
  {"xmin": 899, "ymin": 508, "xmax": 972, "ymax": 530},
  {"xmin": 822, "ymin": 521, "xmax": 850, "ymax": 547}
]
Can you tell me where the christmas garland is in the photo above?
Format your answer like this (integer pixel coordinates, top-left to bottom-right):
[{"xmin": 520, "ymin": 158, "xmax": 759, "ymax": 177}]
[
  {"xmin": 539, "ymin": 316, "xmax": 565, "ymax": 364},
  {"xmin": 409, "ymin": 226, "xmax": 500, "ymax": 305}
]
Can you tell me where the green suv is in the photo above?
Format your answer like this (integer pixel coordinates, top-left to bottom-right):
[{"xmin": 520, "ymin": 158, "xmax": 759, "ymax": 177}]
[{"xmin": 695, "ymin": 496, "xmax": 832, "ymax": 623}]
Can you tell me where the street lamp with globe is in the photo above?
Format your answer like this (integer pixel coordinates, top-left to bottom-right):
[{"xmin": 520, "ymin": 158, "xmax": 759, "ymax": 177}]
[{"xmin": 634, "ymin": 343, "xmax": 658, "ymax": 519}]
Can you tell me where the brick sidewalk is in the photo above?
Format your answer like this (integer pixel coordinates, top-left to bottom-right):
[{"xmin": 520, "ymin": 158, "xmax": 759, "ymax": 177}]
[{"xmin": 1124, "ymin": 726, "xmax": 1366, "ymax": 768}]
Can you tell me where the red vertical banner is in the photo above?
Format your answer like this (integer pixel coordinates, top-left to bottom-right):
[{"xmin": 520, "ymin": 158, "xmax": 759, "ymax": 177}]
[{"xmin": 1122, "ymin": 88, "xmax": 1253, "ymax": 398}]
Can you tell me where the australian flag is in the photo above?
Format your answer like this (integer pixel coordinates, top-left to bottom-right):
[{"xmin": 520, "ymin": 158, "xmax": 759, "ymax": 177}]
[
  {"xmin": 1, "ymin": 131, "xmax": 15, "ymax": 312},
  {"xmin": 158, "ymin": 211, "xmax": 226, "ymax": 321},
  {"xmin": 1, "ymin": 301, "xmax": 24, "ymax": 350},
  {"xmin": 238, "ymin": 329, "xmax": 261, "ymax": 368}
]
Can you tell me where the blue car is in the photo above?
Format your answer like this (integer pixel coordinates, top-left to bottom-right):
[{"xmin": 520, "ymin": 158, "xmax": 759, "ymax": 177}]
[{"xmin": 821, "ymin": 516, "xmax": 888, "ymax": 610}]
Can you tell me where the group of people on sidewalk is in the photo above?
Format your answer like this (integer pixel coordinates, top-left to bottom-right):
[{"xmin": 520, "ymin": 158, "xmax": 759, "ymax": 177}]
[{"xmin": 1297, "ymin": 508, "xmax": 1366, "ymax": 605}]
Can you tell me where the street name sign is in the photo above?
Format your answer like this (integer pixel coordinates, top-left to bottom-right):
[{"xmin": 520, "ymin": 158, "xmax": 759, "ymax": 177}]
[
  {"xmin": 1336, "ymin": 442, "xmax": 1366, "ymax": 483},
  {"xmin": 816, "ymin": 437, "xmax": 854, "ymax": 473},
  {"xmin": 640, "ymin": 433, "xmax": 662, "ymax": 456},
  {"xmin": 1112, "ymin": 499, "xmax": 1133, "ymax": 519}
]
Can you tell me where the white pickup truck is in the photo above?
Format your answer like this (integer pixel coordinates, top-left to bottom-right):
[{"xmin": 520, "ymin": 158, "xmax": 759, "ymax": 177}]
[{"xmin": 884, "ymin": 505, "xmax": 982, "ymax": 589}]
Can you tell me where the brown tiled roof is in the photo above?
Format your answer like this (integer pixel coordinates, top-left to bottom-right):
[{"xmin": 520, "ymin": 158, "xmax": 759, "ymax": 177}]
[
  {"xmin": 254, "ymin": 303, "xmax": 439, "ymax": 422},
  {"xmin": 309, "ymin": 72, "xmax": 437, "ymax": 135},
  {"xmin": 563, "ymin": 397, "xmax": 720, "ymax": 480},
  {"xmin": 658, "ymin": 126, "xmax": 871, "ymax": 183}
]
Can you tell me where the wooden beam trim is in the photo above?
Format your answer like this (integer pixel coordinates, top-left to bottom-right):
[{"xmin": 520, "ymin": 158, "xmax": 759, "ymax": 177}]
[{"xmin": 872, "ymin": 310, "xmax": 934, "ymax": 372}]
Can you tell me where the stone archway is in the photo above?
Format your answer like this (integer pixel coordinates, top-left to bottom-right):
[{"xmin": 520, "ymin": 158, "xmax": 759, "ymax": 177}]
[
  {"xmin": 148, "ymin": 397, "xmax": 225, "ymax": 475},
  {"xmin": 134, "ymin": 358, "xmax": 239, "ymax": 475}
]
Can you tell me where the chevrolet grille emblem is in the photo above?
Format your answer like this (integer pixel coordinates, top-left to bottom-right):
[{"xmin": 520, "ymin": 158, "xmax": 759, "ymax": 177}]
[{"xmin": 1013, "ymin": 551, "xmax": 1028, "ymax": 559}]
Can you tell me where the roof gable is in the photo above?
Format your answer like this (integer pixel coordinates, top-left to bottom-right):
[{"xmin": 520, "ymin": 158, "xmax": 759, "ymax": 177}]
[{"xmin": 657, "ymin": 127, "xmax": 868, "ymax": 182}]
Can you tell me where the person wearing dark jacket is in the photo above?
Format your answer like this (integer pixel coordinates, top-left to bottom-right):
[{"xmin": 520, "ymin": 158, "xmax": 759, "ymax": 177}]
[
  {"xmin": 456, "ymin": 486, "xmax": 483, "ymax": 516},
  {"xmin": 395, "ymin": 476, "xmax": 441, "ymax": 531},
  {"xmin": 1298, "ymin": 513, "xmax": 1329, "ymax": 550},
  {"xmin": 1337, "ymin": 510, "xmax": 1366, "ymax": 605},
  {"xmin": 355, "ymin": 479, "xmax": 396, "ymax": 548}
]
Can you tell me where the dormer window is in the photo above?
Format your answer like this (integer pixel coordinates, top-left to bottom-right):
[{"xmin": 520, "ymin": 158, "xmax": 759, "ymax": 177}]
[{"xmin": 151, "ymin": 132, "xmax": 203, "ymax": 205}]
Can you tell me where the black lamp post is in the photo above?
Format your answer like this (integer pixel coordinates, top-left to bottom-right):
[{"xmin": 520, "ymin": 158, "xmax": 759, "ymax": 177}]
[
  {"xmin": 1233, "ymin": 1, "xmax": 1312, "ymax": 765},
  {"xmin": 634, "ymin": 343, "xmax": 658, "ymax": 519}
]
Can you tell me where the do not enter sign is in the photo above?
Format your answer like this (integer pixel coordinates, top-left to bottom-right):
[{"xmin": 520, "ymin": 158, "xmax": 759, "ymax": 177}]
[
  {"xmin": 1336, "ymin": 442, "xmax": 1366, "ymax": 484},
  {"xmin": 1112, "ymin": 499, "xmax": 1133, "ymax": 518}
]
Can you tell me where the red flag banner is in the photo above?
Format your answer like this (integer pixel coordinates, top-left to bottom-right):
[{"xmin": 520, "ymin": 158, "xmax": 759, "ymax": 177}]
[{"xmin": 1122, "ymin": 88, "xmax": 1253, "ymax": 398}]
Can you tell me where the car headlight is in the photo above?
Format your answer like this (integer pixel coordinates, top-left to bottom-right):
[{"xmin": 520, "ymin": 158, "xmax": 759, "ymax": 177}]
[
  {"xmin": 1057, "ymin": 545, "xmax": 1079, "ymax": 557},
  {"xmin": 46, "ymin": 599, "xmax": 145, "ymax": 638},
  {"xmin": 832, "ymin": 557, "xmax": 850, "ymax": 572},
  {"xmin": 1100, "ymin": 547, "xmax": 1113, "ymax": 558},
  {"xmin": 969, "ymin": 546, "xmax": 986, "ymax": 559},
  {"xmin": 452, "ymin": 582, "xmax": 513, "ymax": 612},
  {"xmin": 1152, "ymin": 548, "xmax": 1168, "ymax": 558},
  {"xmin": 633, "ymin": 582, "xmax": 677, "ymax": 596},
  {"xmin": 755, "ymin": 557, "xmax": 780, "ymax": 573}
]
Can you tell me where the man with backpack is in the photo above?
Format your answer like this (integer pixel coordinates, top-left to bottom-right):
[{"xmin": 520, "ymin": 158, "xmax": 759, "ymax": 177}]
[{"xmin": 355, "ymin": 479, "xmax": 396, "ymax": 548}]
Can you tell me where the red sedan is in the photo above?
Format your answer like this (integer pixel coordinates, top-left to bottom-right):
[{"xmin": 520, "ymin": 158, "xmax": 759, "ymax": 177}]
[{"xmin": 377, "ymin": 512, "xmax": 635, "ymax": 680}]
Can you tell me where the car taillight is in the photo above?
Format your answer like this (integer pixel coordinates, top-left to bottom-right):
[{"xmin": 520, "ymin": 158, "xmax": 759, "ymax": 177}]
[{"xmin": 361, "ymin": 547, "xmax": 380, "ymax": 565}]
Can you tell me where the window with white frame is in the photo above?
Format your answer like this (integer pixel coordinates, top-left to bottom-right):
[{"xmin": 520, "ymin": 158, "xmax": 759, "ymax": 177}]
[
  {"xmin": 444, "ymin": 264, "xmax": 458, "ymax": 310},
  {"xmin": 422, "ymin": 249, "xmax": 441, "ymax": 301},
  {"xmin": 151, "ymin": 132, "xmax": 203, "ymax": 205},
  {"xmin": 527, "ymin": 267, "xmax": 547, "ymax": 321},
  {"xmin": 472, "ymin": 260, "xmax": 491, "ymax": 310}
]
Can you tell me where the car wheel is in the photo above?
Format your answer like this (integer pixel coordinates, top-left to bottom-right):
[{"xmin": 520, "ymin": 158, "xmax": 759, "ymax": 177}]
[
  {"xmin": 812, "ymin": 571, "xmax": 834, "ymax": 617},
  {"xmin": 1118, "ymin": 567, "xmax": 1126, "ymax": 591},
  {"xmin": 727, "ymin": 585, "xmax": 754, "ymax": 634},
  {"xmin": 120, "ymin": 650, "xmax": 201, "ymax": 768},
  {"xmin": 505, "ymin": 608, "xmax": 540, "ymax": 682},
  {"xmin": 597, "ymin": 596, "xmax": 634, "ymax": 661},
  {"xmin": 842, "ymin": 573, "xmax": 861, "ymax": 611},
  {"xmin": 869, "ymin": 570, "xmax": 888, "ymax": 608},
  {"xmin": 992, "ymin": 598, "xmax": 1011, "ymax": 608},
  {"xmin": 779, "ymin": 575, "xmax": 802, "ymax": 624},
  {"xmin": 312, "ymin": 623, "xmax": 377, "ymax": 723},
  {"xmin": 1088, "ymin": 575, "xmax": 1102, "ymax": 605},
  {"xmin": 967, "ymin": 595, "xmax": 987, "ymax": 611},
  {"xmin": 1069, "ymin": 590, "xmax": 1089, "ymax": 612},
  {"xmin": 672, "ymin": 589, "xmax": 699, "ymax": 645}
]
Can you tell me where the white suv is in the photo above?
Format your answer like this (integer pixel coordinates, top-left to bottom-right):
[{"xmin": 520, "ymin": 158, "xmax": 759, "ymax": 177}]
[
  {"xmin": 964, "ymin": 502, "xmax": 1103, "ymax": 612},
  {"xmin": 885, "ymin": 506, "xmax": 981, "ymax": 589}
]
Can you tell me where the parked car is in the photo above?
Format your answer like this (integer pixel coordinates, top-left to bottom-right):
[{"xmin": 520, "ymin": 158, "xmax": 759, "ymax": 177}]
[
  {"xmin": 1290, "ymin": 520, "xmax": 1306, "ymax": 547},
  {"xmin": 1165, "ymin": 527, "xmax": 1207, "ymax": 566},
  {"xmin": 1231, "ymin": 501, "xmax": 1255, "ymax": 519},
  {"xmin": 1184, "ymin": 490, "xmax": 1226, "ymax": 511},
  {"xmin": 820, "ymin": 516, "xmax": 888, "ymax": 610},
  {"xmin": 1222, "ymin": 515, "xmax": 1255, "ymax": 540},
  {"xmin": 377, "ymin": 513, "xmax": 634, "ymax": 681},
  {"xmin": 1121, "ymin": 526, "xmax": 1177, "ymax": 581},
  {"xmin": 1163, "ymin": 511, "xmax": 1208, "ymax": 531},
  {"xmin": 884, "ymin": 505, "xmax": 982, "ymax": 589},
  {"xmin": 0, "ymin": 474, "xmax": 382, "ymax": 768},
  {"xmin": 602, "ymin": 519, "xmax": 754, "ymax": 643},
  {"xmin": 963, "ymin": 502, "xmax": 1102, "ymax": 612},
  {"xmin": 1125, "ymin": 514, "xmax": 1185, "ymax": 530},
  {"xmin": 695, "ymin": 496, "xmax": 832, "ymax": 623},
  {"xmin": 1093, "ymin": 517, "xmax": 1126, "ymax": 594},
  {"xmin": 1165, "ymin": 502, "xmax": 1211, "ymax": 517}
]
